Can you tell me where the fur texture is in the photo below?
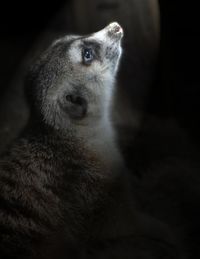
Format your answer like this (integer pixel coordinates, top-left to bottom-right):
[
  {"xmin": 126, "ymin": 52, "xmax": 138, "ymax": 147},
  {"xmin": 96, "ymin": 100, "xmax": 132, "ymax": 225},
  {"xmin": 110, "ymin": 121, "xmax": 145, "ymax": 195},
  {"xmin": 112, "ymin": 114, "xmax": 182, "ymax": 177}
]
[{"xmin": 0, "ymin": 23, "xmax": 181, "ymax": 258}]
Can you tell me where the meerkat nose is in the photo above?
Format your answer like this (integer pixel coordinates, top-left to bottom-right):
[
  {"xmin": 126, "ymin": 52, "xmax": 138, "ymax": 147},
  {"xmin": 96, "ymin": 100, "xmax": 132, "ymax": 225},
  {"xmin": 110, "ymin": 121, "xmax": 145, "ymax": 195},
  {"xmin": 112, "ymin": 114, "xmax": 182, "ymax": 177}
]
[{"xmin": 107, "ymin": 22, "xmax": 124, "ymax": 39}]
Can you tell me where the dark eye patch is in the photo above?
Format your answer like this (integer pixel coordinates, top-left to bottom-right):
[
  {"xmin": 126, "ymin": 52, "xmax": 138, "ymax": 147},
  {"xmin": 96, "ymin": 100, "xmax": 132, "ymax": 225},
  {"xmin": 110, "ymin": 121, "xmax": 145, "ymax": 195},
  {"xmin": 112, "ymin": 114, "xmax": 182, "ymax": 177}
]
[
  {"xmin": 82, "ymin": 48, "xmax": 94, "ymax": 65},
  {"xmin": 81, "ymin": 40, "xmax": 101, "ymax": 62},
  {"xmin": 82, "ymin": 40, "xmax": 101, "ymax": 50}
]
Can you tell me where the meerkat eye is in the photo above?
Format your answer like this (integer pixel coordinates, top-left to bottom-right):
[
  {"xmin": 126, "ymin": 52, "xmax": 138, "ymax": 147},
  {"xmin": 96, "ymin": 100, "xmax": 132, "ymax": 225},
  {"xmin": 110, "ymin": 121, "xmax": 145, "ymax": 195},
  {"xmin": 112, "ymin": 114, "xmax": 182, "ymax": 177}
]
[{"xmin": 82, "ymin": 48, "xmax": 94, "ymax": 65}]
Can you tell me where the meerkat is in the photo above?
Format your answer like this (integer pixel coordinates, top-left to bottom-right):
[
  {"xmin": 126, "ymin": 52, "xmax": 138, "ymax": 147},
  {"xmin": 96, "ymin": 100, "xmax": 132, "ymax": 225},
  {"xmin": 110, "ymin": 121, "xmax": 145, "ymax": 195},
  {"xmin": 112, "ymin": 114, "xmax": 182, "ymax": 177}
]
[{"xmin": 0, "ymin": 22, "xmax": 180, "ymax": 259}]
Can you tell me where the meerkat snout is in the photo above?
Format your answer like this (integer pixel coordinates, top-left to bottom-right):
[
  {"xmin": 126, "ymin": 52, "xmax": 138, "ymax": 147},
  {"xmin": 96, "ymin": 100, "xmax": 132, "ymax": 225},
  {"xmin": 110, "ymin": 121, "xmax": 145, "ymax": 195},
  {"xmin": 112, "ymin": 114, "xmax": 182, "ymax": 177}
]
[
  {"xmin": 107, "ymin": 22, "xmax": 124, "ymax": 39},
  {"xmin": 91, "ymin": 22, "xmax": 123, "ymax": 45}
]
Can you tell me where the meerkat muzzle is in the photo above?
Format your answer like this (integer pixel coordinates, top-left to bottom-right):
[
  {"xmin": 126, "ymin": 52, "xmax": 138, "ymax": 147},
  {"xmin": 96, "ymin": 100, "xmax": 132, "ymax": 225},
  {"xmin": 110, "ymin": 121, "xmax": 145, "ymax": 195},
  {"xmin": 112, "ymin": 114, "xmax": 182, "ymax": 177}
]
[
  {"xmin": 92, "ymin": 22, "xmax": 123, "ymax": 43},
  {"xmin": 107, "ymin": 22, "xmax": 124, "ymax": 40}
]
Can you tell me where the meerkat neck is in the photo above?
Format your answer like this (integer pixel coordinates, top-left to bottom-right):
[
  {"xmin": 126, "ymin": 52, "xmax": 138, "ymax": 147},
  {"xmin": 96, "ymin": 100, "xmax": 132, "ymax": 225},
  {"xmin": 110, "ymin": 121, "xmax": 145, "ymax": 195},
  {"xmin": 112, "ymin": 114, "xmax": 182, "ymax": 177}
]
[{"xmin": 74, "ymin": 111, "xmax": 124, "ymax": 172}]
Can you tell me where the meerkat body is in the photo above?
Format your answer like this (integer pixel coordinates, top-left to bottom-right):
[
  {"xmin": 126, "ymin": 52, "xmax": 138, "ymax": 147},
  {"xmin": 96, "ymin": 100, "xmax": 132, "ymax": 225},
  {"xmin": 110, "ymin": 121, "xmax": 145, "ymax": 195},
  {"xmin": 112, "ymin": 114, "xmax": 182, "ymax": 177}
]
[
  {"xmin": 0, "ymin": 23, "xmax": 180, "ymax": 258},
  {"xmin": 0, "ymin": 22, "xmax": 126, "ymax": 259}
]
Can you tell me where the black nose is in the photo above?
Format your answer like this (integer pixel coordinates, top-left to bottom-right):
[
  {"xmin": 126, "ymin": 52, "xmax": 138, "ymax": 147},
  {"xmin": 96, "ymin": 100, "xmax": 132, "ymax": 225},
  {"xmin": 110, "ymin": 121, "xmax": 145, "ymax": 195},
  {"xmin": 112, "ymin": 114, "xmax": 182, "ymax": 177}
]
[{"xmin": 107, "ymin": 22, "xmax": 123, "ymax": 39}]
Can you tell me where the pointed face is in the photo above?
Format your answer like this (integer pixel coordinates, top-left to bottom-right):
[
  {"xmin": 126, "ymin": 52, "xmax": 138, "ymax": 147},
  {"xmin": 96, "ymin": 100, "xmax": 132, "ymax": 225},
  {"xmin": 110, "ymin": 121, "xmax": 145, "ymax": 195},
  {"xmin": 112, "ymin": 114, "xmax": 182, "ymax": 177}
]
[{"xmin": 26, "ymin": 22, "xmax": 123, "ymax": 130}]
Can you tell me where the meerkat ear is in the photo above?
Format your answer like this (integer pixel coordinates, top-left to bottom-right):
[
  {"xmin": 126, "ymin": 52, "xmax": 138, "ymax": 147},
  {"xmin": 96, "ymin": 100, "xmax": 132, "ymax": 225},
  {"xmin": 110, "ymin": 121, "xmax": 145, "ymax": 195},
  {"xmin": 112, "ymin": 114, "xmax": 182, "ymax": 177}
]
[{"xmin": 62, "ymin": 94, "xmax": 88, "ymax": 120}]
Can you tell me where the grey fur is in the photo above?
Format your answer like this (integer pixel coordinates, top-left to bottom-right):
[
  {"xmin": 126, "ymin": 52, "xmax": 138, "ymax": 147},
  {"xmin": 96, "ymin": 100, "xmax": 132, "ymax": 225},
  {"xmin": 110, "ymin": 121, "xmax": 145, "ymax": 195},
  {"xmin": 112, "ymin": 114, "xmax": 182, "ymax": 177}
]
[{"xmin": 0, "ymin": 23, "xmax": 181, "ymax": 259}]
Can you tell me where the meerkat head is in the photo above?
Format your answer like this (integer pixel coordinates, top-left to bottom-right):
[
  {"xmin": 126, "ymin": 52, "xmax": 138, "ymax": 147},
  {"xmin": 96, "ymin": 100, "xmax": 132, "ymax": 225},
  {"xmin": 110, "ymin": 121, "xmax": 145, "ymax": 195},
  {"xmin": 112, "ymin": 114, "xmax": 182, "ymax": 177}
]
[{"xmin": 26, "ymin": 22, "xmax": 123, "ymax": 131}]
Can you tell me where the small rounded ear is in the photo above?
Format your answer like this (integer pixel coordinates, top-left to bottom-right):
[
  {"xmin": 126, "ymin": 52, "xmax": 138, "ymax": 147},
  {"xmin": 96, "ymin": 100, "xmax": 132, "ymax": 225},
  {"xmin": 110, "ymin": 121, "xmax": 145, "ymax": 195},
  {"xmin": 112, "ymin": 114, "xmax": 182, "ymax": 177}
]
[{"xmin": 61, "ymin": 94, "xmax": 88, "ymax": 120}]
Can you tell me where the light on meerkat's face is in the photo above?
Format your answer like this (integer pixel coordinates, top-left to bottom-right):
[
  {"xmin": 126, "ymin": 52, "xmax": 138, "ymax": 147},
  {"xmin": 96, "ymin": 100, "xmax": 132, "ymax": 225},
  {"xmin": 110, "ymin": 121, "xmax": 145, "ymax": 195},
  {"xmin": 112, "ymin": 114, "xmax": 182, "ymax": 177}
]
[
  {"xmin": 67, "ymin": 22, "xmax": 124, "ymax": 77},
  {"xmin": 59, "ymin": 22, "xmax": 124, "ymax": 114},
  {"xmin": 39, "ymin": 22, "xmax": 124, "ymax": 129},
  {"xmin": 83, "ymin": 22, "xmax": 123, "ymax": 76},
  {"xmin": 65, "ymin": 22, "xmax": 124, "ymax": 116}
]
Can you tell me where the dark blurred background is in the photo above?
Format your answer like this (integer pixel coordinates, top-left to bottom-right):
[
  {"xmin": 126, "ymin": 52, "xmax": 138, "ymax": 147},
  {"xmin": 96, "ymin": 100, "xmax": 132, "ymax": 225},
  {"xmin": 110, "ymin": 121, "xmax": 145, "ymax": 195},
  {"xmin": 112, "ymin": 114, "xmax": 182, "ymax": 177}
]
[{"xmin": 153, "ymin": 1, "xmax": 200, "ymax": 144}]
